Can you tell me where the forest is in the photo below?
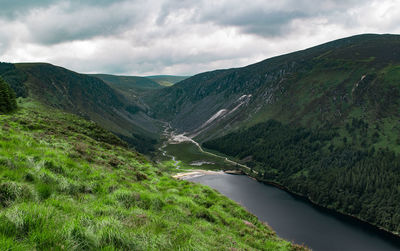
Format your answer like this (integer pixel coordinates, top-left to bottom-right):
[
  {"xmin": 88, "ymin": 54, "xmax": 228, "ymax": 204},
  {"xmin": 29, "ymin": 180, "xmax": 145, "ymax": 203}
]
[
  {"xmin": 0, "ymin": 77, "xmax": 17, "ymax": 114},
  {"xmin": 203, "ymin": 120, "xmax": 400, "ymax": 233}
]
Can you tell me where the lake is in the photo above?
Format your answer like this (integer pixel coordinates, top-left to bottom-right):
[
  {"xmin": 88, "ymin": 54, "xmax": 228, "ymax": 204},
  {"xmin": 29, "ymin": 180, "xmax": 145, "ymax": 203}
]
[{"xmin": 189, "ymin": 174, "xmax": 400, "ymax": 251}]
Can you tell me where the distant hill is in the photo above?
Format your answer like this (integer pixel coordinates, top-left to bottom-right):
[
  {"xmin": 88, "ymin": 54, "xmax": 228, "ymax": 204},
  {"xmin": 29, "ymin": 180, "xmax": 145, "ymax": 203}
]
[
  {"xmin": 91, "ymin": 74, "xmax": 165, "ymax": 112},
  {"xmin": 147, "ymin": 75, "xmax": 189, "ymax": 86},
  {"xmin": 0, "ymin": 63, "xmax": 161, "ymax": 153},
  {"xmin": 93, "ymin": 74, "xmax": 162, "ymax": 91}
]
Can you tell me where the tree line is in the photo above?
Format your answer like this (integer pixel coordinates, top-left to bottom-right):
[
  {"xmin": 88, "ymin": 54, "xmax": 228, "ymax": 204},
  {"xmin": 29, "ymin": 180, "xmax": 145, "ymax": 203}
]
[
  {"xmin": 203, "ymin": 120, "xmax": 400, "ymax": 233},
  {"xmin": 0, "ymin": 77, "xmax": 17, "ymax": 113}
]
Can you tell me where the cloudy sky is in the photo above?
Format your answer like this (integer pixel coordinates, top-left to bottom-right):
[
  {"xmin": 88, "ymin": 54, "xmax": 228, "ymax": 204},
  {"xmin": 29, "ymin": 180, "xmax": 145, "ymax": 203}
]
[{"xmin": 0, "ymin": 0, "xmax": 399, "ymax": 76}]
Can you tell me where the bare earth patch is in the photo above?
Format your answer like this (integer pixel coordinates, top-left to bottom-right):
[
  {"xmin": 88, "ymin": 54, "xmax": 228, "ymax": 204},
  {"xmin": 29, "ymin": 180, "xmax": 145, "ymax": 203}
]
[{"xmin": 173, "ymin": 169, "xmax": 223, "ymax": 180}]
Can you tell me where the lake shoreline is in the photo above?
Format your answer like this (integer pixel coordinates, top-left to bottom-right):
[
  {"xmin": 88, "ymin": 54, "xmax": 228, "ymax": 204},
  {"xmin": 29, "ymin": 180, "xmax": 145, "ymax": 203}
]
[
  {"xmin": 164, "ymin": 132, "xmax": 400, "ymax": 244},
  {"xmin": 239, "ymin": 170, "xmax": 400, "ymax": 242},
  {"xmin": 169, "ymin": 154, "xmax": 400, "ymax": 241},
  {"xmin": 189, "ymin": 172, "xmax": 400, "ymax": 250},
  {"xmin": 173, "ymin": 169, "xmax": 224, "ymax": 179}
]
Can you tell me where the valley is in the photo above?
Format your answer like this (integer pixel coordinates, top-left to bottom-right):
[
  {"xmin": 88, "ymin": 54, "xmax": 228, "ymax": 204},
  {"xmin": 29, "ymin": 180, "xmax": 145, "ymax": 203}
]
[
  {"xmin": 158, "ymin": 123, "xmax": 249, "ymax": 172},
  {"xmin": 154, "ymin": 118, "xmax": 240, "ymax": 173},
  {"xmin": 158, "ymin": 128, "xmax": 400, "ymax": 250},
  {"xmin": 2, "ymin": 33, "xmax": 400, "ymax": 250},
  {"xmin": 3, "ymin": 0, "xmax": 400, "ymax": 249},
  {"xmin": 146, "ymin": 34, "xmax": 400, "ymax": 237}
]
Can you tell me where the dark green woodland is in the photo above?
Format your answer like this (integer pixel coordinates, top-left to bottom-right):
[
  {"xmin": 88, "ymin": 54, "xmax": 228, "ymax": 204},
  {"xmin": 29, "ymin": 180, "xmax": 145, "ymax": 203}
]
[{"xmin": 0, "ymin": 77, "xmax": 17, "ymax": 114}]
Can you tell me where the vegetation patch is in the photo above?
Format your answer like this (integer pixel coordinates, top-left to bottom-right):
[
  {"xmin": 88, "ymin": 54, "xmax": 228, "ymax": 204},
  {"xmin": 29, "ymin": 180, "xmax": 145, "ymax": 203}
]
[
  {"xmin": 164, "ymin": 142, "xmax": 236, "ymax": 171},
  {"xmin": 0, "ymin": 100, "xmax": 303, "ymax": 250},
  {"xmin": 204, "ymin": 119, "xmax": 400, "ymax": 234},
  {"xmin": 0, "ymin": 77, "xmax": 17, "ymax": 114}
]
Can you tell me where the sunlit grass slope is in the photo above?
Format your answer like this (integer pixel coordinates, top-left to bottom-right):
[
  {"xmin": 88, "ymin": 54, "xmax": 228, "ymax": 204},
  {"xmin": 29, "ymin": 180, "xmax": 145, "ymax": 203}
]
[{"xmin": 0, "ymin": 100, "xmax": 304, "ymax": 250}]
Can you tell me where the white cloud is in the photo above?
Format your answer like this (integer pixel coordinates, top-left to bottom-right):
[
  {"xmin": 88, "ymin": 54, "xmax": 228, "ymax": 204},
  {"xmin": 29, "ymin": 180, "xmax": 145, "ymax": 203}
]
[{"xmin": 0, "ymin": 0, "xmax": 399, "ymax": 75}]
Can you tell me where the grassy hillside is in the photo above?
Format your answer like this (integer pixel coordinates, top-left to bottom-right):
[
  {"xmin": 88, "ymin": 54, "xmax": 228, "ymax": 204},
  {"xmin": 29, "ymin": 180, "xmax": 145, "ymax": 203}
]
[
  {"xmin": 0, "ymin": 100, "xmax": 303, "ymax": 250},
  {"xmin": 0, "ymin": 63, "xmax": 161, "ymax": 154},
  {"xmin": 92, "ymin": 74, "xmax": 163, "ymax": 95},
  {"xmin": 147, "ymin": 75, "xmax": 189, "ymax": 86}
]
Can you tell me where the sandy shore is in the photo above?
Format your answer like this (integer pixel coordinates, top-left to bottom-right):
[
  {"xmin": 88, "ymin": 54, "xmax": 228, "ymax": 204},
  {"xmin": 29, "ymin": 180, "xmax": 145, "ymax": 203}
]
[{"xmin": 173, "ymin": 169, "xmax": 223, "ymax": 180}]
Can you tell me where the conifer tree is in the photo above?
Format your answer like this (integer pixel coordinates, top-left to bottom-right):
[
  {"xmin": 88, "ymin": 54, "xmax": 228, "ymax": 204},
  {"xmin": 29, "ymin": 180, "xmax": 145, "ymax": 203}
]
[{"xmin": 0, "ymin": 77, "xmax": 17, "ymax": 113}]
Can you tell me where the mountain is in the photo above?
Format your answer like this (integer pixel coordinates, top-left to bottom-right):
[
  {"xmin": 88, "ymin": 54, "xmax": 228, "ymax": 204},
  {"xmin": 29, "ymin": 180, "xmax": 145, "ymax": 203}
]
[
  {"xmin": 148, "ymin": 34, "xmax": 400, "ymax": 142},
  {"xmin": 147, "ymin": 75, "xmax": 189, "ymax": 86},
  {"xmin": 0, "ymin": 100, "xmax": 303, "ymax": 250},
  {"xmin": 147, "ymin": 34, "xmax": 400, "ymax": 234},
  {"xmin": 0, "ymin": 63, "xmax": 161, "ymax": 153}
]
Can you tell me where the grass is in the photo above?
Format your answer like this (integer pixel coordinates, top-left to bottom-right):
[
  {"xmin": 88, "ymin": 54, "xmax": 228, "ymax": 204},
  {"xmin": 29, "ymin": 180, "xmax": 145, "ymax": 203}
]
[
  {"xmin": 156, "ymin": 80, "xmax": 174, "ymax": 87},
  {"xmin": 164, "ymin": 142, "xmax": 236, "ymax": 171},
  {"xmin": 0, "ymin": 99, "xmax": 304, "ymax": 250}
]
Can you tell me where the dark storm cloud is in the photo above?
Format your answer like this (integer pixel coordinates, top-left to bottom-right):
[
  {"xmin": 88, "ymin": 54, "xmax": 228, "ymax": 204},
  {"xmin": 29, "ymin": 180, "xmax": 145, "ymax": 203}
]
[
  {"xmin": 0, "ymin": 0, "xmax": 55, "ymax": 17},
  {"xmin": 27, "ymin": 4, "xmax": 139, "ymax": 45},
  {"xmin": 0, "ymin": 0, "xmax": 363, "ymax": 45},
  {"xmin": 0, "ymin": 0, "xmax": 127, "ymax": 18},
  {"xmin": 192, "ymin": 0, "xmax": 363, "ymax": 37},
  {"xmin": 0, "ymin": 0, "xmax": 146, "ymax": 45},
  {"xmin": 205, "ymin": 10, "xmax": 307, "ymax": 37}
]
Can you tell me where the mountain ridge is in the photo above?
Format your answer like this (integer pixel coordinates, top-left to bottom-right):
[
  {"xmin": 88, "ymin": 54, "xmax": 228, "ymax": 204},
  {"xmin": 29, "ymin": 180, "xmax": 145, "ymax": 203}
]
[
  {"xmin": 0, "ymin": 62, "xmax": 162, "ymax": 153},
  {"xmin": 146, "ymin": 75, "xmax": 189, "ymax": 86},
  {"xmin": 146, "ymin": 33, "xmax": 400, "ymax": 141}
]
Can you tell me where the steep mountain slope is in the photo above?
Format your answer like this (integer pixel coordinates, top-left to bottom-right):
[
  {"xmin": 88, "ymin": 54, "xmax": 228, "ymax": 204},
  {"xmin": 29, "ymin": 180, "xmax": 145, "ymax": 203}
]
[
  {"xmin": 148, "ymin": 34, "xmax": 400, "ymax": 142},
  {"xmin": 147, "ymin": 75, "xmax": 189, "ymax": 86},
  {"xmin": 147, "ymin": 34, "xmax": 400, "ymax": 234},
  {"xmin": 0, "ymin": 100, "xmax": 303, "ymax": 250},
  {"xmin": 92, "ymin": 74, "xmax": 164, "ymax": 121},
  {"xmin": 0, "ymin": 63, "xmax": 161, "ymax": 153}
]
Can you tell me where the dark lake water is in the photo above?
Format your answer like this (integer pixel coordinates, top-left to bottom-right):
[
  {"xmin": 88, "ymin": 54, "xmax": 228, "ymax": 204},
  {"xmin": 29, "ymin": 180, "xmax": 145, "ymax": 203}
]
[{"xmin": 189, "ymin": 174, "xmax": 400, "ymax": 251}]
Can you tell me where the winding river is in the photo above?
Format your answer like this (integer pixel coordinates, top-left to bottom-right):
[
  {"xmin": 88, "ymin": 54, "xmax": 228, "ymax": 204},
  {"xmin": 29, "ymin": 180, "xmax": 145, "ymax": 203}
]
[{"xmin": 189, "ymin": 173, "xmax": 400, "ymax": 251}]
